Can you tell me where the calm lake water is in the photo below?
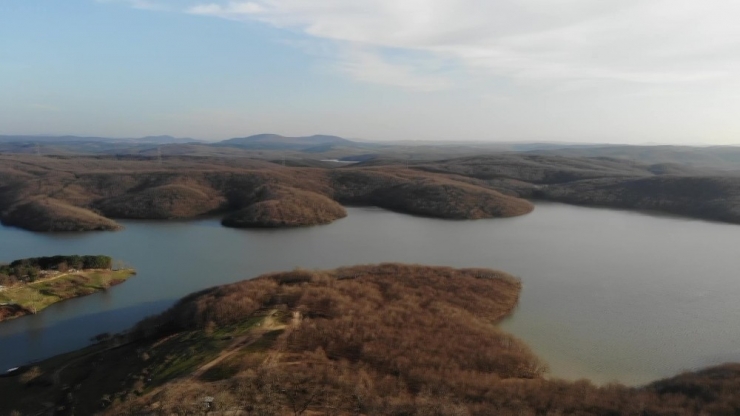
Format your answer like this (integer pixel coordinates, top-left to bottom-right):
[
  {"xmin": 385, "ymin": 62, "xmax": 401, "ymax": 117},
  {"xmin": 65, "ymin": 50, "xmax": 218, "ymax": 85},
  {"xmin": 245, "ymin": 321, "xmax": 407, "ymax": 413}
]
[{"xmin": 1, "ymin": 204, "xmax": 739, "ymax": 385}]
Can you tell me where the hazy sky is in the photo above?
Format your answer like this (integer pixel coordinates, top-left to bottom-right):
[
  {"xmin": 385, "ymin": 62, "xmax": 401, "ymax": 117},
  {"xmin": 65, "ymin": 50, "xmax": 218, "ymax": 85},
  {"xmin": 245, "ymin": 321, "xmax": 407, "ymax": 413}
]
[{"xmin": 2, "ymin": 0, "xmax": 740, "ymax": 143}]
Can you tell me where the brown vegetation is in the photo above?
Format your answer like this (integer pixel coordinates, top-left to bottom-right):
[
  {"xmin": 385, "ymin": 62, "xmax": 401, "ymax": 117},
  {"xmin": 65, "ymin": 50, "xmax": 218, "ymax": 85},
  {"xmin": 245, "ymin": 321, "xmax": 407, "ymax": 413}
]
[
  {"xmin": 3, "ymin": 139, "xmax": 740, "ymax": 226},
  {"xmin": 408, "ymin": 154, "xmax": 654, "ymax": 185},
  {"xmin": 93, "ymin": 183, "xmax": 225, "ymax": 220},
  {"xmin": 527, "ymin": 144, "xmax": 740, "ymax": 171},
  {"xmin": 2, "ymin": 197, "xmax": 121, "ymax": 231},
  {"xmin": 4, "ymin": 264, "xmax": 740, "ymax": 415},
  {"xmin": 108, "ymin": 265, "xmax": 740, "ymax": 416},
  {"xmin": 4, "ymin": 150, "xmax": 736, "ymax": 231},
  {"xmin": 330, "ymin": 169, "xmax": 533, "ymax": 219},
  {"xmin": 368, "ymin": 154, "xmax": 740, "ymax": 224},
  {"xmin": 222, "ymin": 186, "xmax": 347, "ymax": 228},
  {"xmin": 0, "ymin": 304, "xmax": 30, "ymax": 321},
  {"xmin": 0, "ymin": 155, "xmax": 534, "ymax": 232},
  {"xmin": 538, "ymin": 175, "xmax": 740, "ymax": 223}
]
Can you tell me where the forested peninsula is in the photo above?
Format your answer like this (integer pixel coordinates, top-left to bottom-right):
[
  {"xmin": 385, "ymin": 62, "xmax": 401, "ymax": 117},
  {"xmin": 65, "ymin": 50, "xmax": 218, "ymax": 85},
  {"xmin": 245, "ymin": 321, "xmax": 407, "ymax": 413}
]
[{"xmin": 2, "ymin": 264, "xmax": 739, "ymax": 415}]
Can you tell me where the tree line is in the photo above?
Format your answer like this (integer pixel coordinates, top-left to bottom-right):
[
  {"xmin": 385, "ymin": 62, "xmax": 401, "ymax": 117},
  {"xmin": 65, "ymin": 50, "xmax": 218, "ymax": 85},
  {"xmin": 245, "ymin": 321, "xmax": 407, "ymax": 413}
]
[{"xmin": 0, "ymin": 255, "xmax": 113, "ymax": 285}]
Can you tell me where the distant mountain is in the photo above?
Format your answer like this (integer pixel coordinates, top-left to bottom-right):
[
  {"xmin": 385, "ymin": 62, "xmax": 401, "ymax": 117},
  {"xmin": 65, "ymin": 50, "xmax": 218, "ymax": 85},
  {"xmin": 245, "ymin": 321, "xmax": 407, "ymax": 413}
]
[
  {"xmin": 0, "ymin": 135, "xmax": 200, "ymax": 144},
  {"xmin": 0, "ymin": 135, "xmax": 121, "ymax": 143},
  {"xmin": 134, "ymin": 135, "xmax": 201, "ymax": 144},
  {"xmin": 215, "ymin": 134, "xmax": 359, "ymax": 150}
]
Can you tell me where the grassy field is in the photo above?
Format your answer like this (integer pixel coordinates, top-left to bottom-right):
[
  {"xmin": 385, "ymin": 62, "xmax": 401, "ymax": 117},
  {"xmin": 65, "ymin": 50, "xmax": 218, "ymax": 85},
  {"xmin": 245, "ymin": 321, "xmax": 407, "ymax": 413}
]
[{"xmin": 0, "ymin": 269, "xmax": 136, "ymax": 321}]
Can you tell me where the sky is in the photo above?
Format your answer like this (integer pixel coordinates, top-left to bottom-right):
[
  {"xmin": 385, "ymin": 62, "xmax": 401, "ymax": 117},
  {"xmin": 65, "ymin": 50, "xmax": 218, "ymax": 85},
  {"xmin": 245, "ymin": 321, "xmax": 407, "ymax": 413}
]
[{"xmin": 1, "ymin": 0, "xmax": 740, "ymax": 144}]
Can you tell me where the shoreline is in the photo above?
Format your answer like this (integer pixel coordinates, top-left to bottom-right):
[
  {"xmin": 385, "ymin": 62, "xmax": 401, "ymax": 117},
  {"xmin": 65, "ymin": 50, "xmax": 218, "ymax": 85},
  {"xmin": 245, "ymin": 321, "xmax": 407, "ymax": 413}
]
[{"xmin": 0, "ymin": 268, "xmax": 137, "ymax": 322}]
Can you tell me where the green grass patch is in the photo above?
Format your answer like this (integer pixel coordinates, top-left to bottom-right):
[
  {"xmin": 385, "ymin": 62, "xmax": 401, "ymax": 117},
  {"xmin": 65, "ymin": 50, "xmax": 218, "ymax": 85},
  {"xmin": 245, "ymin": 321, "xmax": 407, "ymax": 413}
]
[
  {"xmin": 199, "ymin": 361, "xmax": 241, "ymax": 382},
  {"xmin": 0, "ymin": 269, "xmax": 135, "ymax": 320},
  {"xmin": 148, "ymin": 332, "xmax": 225, "ymax": 383},
  {"xmin": 148, "ymin": 317, "xmax": 265, "ymax": 385},
  {"xmin": 0, "ymin": 310, "xmax": 270, "ymax": 414},
  {"xmin": 244, "ymin": 329, "xmax": 284, "ymax": 353},
  {"xmin": 273, "ymin": 309, "xmax": 293, "ymax": 325},
  {"xmin": 211, "ymin": 316, "xmax": 263, "ymax": 339}
]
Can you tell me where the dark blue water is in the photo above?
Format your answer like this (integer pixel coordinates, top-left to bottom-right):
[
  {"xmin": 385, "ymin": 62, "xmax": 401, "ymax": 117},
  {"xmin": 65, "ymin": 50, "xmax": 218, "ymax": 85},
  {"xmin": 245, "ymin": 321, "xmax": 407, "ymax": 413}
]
[{"xmin": 1, "ymin": 204, "xmax": 739, "ymax": 385}]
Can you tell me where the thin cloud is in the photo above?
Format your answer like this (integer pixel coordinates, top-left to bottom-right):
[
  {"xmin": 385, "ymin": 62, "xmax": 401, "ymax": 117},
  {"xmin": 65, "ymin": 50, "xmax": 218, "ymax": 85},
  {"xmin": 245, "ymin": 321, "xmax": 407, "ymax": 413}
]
[
  {"xmin": 337, "ymin": 47, "xmax": 452, "ymax": 91},
  {"xmin": 95, "ymin": 0, "xmax": 169, "ymax": 11},
  {"xmin": 187, "ymin": 2, "xmax": 265, "ymax": 18},
  {"xmin": 114, "ymin": 0, "xmax": 740, "ymax": 87}
]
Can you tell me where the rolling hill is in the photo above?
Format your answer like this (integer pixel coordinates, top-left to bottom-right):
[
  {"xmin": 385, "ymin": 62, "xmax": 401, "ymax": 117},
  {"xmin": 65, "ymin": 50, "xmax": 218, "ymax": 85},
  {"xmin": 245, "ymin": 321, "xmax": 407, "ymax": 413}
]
[
  {"xmin": 2, "ymin": 147, "xmax": 740, "ymax": 231},
  {"xmin": 528, "ymin": 145, "xmax": 740, "ymax": 171},
  {"xmin": 0, "ymin": 154, "xmax": 533, "ymax": 232}
]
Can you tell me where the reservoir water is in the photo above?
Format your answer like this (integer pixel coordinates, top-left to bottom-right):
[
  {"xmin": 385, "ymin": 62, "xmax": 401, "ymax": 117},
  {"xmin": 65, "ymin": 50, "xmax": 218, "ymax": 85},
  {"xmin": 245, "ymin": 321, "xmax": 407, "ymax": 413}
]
[{"xmin": 1, "ymin": 203, "xmax": 739, "ymax": 385}]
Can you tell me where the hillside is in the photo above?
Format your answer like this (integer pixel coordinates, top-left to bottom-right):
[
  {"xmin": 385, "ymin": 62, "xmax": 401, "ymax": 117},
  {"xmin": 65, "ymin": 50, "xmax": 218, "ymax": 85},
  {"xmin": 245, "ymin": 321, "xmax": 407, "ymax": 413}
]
[
  {"xmin": 222, "ymin": 186, "xmax": 348, "ymax": 227},
  {"xmin": 529, "ymin": 145, "xmax": 740, "ymax": 171},
  {"xmin": 384, "ymin": 155, "xmax": 740, "ymax": 223},
  {"xmin": 401, "ymin": 154, "xmax": 740, "ymax": 223},
  {"xmin": 538, "ymin": 176, "xmax": 740, "ymax": 223},
  {"xmin": 4, "ymin": 135, "xmax": 740, "ymax": 176},
  {"xmin": 0, "ymin": 264, "xmax": 541, "ymax": 415},
  {"xmin": 2, "ymin": 264, "xmax": 740, "ymax": 415},
  {"xmin": 2, "ymin": 151, "xmax": 740, "ymax": 231},
  {"xmin": 0, "ymin": 155, "xmax": 533, "ymax": 232},
  {"xmin": 2, "ymin": 198, "xmax": 121, "ymax": 232},
  {"xmin": 420, "ymin": 154, "xmax": 654, "ymax": 181}
]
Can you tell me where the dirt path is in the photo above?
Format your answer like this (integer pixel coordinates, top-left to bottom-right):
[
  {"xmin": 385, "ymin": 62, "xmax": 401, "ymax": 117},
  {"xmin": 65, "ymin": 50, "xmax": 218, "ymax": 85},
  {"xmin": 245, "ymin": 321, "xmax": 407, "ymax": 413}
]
[
  {"xmin": 189, "ymin": 311, "xmax": 287, "ymax": 379},
  {"xmin": 3, "ymin": 269, "xmax": 116, "ymax": 300},
  {"xmin": 1, "ymin": 273, "xmax": 75, "ymax": 301},
  {"xmin": 31, "ymin": 268, "xmax": 132, "ymax": 286},
  {"xmin": 262, "ymin": 311, "xmax": 301, "ymax": 367},
  {"xmin": 11, "ymin": 269, "xmax": 133, "ymax": 292}
]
